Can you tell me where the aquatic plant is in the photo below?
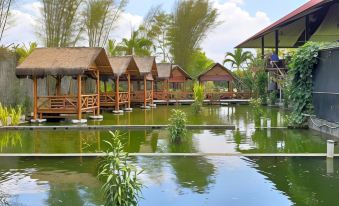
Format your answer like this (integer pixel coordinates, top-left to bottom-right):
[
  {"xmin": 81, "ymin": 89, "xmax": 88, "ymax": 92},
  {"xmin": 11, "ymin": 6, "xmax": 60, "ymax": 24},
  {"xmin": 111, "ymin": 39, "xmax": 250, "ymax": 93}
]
[
  {"xmin": 98, "ymin": 131, "xmax": 143, "ymax": 206},
  {"xmin": 192, "ymin": 82, "xmax": 204, "ymax": 113},
  {"xmin": 10, "ymin": 106, "xmax": 22, "ymax": 126},
  {"xmin": 168, "ymin": 109, "xmax": 187, "ymax": 143},
  {"xmin": 0, "ymin": 103, "xmax": 9, "ymax": 126}
]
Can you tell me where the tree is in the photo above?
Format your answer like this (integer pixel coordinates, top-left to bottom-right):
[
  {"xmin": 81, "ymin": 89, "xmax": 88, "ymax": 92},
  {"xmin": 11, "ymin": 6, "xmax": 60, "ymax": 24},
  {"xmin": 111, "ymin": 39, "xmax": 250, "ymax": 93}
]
[
  {"xmin": 187, "ymin": 49, "xmax": 213, "ymax": 77},
  {"xmin": 83, "ymin": 0, "xmax": 127, "ymax": 47},
  {"xmin": 0, "ymin": 0, "xmax": 12, "ymax": 43},
  {"xmin": 140, "ymin": 7, "xmax": 172, "ymax": 62},
  {"xmin": 223, "ymin": 48, "xmax": 253, "ymax": 70},
  {"xmin": 168, "ymin": 0, "xmax": 218, "ymax": 70},
  {"xmin": 40, "ymin": 0, "xmax": 83, "ymax": 47},
  {"xmin": 15, "ymin": 42, "xmax": 37, "ymax": 63},
  {"xmin": 106, "ymin": 39, "xmax": 119, "ymax": 56},
  {"xmin": 117, "ymin": 29, "xmax": 152, "ymax": 56}
]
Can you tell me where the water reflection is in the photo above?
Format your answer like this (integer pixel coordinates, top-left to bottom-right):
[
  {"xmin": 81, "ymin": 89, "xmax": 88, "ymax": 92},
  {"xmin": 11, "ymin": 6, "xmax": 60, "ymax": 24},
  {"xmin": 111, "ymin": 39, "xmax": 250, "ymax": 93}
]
[{"xmin": 0, "ymin": 131, "xmax": 22, "ymax": 152}]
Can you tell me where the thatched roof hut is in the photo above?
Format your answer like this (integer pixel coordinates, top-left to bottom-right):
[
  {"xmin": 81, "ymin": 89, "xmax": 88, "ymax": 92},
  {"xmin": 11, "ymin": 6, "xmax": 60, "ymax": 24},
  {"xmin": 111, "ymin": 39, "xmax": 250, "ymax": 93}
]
[
  {"xmin": 134, "ymin": 56, "xmax": 157, "ymax": 76},
  {"xmin": 156, "ymin": 63, "xmax": 172, "ymax": 79},
  {"xmin": 108, "ymin": 56, "xmax": 140, "ymax": 77},
  {"xmin": 16, "ymin": 47, "xmax": 112, "ymax": 78},
  {"xmin": 171, "ymin": 65, "xmax": 192, "ymax": 82},
  {"xmin": 198, "ymin": 63, "xmax": 235, "ymax": 82}
]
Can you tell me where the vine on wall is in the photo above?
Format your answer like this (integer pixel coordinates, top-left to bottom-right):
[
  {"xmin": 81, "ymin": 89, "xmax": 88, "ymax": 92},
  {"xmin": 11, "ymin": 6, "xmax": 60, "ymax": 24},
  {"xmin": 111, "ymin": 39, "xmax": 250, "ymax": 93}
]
[{"xmin": 287, "ymin": 42, "xmax": 321, "ymax": 127}]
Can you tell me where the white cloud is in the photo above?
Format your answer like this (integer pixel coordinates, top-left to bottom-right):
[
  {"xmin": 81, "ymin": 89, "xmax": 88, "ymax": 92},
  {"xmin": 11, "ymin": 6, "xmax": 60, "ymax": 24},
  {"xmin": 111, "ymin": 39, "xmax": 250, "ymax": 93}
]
[{"xmin": 201, "ymin": 0, "xmax": 271, "ymax": 64}]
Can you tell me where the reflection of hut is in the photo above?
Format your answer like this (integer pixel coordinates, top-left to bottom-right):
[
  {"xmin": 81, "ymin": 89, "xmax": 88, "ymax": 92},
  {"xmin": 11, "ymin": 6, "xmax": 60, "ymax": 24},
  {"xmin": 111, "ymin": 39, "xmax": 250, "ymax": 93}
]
[
  {"xmin": 101, "ymin": 56, "xmax": 139, "ymax": 112},
  {"xmin": 132, "ymin": 57, "xmax": 157, "ymax": 108},
  {"xmin": 16, "ymin": 48, "xmax": 111, "ymax": 122}
]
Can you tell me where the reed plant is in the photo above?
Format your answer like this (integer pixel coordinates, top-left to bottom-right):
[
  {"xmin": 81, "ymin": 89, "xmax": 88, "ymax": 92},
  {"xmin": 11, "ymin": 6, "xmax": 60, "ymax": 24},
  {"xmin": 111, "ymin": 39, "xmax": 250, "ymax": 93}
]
[
  {"xmin": 10, "ymin": 106, "xmax": 22, "ymax": 126},
  {"xmin": 0, "ymin": 103, "xmax": 9, "ymax": 126},
  {"xmin": 98, "ymin": 131, "xmax": 143, "ymax": 206},
  {"xmin": 192, "ymin": 82, "xmax": 204, "ymax": 113},
  {"xmin": 168, "ymin": 109, "xmax": 187, "ymax": 143}
]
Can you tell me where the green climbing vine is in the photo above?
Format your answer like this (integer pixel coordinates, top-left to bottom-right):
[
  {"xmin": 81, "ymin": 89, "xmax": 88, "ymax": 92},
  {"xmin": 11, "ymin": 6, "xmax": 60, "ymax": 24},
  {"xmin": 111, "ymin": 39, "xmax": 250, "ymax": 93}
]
[{"xmin": 287, "ymin": 42, "xmax": 321, "ymax": 127}]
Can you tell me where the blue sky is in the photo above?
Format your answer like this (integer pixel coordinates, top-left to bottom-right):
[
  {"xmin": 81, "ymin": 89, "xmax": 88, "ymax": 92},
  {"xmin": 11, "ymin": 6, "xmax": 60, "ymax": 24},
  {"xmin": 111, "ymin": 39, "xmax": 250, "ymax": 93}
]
[{"xmin": 7, "ymin": 0, "xmax": 309, "ymax": 63}]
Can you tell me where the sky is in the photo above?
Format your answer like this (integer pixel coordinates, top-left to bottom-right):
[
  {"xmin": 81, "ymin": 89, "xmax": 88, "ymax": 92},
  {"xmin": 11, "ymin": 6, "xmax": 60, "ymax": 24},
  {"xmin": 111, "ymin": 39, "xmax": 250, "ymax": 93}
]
[{"xmin": 3, "ymin": 0, "xmax": 308, "ymax": 63}]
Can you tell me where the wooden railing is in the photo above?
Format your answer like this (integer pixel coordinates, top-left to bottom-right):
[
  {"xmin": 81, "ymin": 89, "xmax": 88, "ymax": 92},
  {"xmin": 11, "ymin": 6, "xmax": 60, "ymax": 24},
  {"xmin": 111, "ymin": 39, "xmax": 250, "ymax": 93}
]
[
  {"xmin": 37, "ymin": 94, "xmax": 99, "ymax": 113},
  {"xmin": 131, "ymin": 91, "xmax": 152, "ymax": 103},
  {"xmin": 153, "ymin": 91, "xmax": 252, "ymax": 101},
  {"xmin": 100, "ymin": 92, "xmax": 129, "ymax": 106}
]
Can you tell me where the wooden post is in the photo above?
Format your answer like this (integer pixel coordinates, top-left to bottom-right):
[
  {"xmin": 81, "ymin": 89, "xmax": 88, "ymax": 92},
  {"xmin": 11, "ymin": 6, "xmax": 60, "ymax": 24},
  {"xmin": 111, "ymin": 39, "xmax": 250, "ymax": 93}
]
[
  {"xmin": 56, "ymin": 76, "xmax": 62, "ymax": 95},
  {"xmin": 33, "ymin": 76, "xmax": 38, "ymax": 120},
  {"xmin": 115, "ymin": 76, "xmax": 120, "ymax": 111},
  {"xmin": 127, "ymin": 73, "xmax": 131, "ymax": 108},
  {"xmin": 77, "ymin": 74, "xmax": 82, "ymax": 120},
  {"xmin": 96, "ymin": 70, "xmax": 100, "ymax": 115},
  {"xmin": 151, "ymin": 80, "xmax": 154, "ymax": 104},
  {"xmin": 104, "ymin": 81, "xmax": 107, "ymax": 93},
  {"xmin": 144, "ymin": 75, "xmax": 147, "ymax": 107},
  {"xmin": 275, "ymin": 30, "xmax": 279, "ymax": 55}
]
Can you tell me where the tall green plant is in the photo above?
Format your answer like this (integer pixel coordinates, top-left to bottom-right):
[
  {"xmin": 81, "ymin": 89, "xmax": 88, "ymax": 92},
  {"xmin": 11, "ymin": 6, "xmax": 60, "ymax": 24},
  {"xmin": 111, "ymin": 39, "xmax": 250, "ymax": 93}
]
[
  {"xmin": 288, "ymin": 42, "xmax": 321, "ymax": 126},
  {"xmin": 192, "ymin": 82, "xmax": 204, "ymax": 113},
  {"xmin": 10, "ymin": 106, "xmax": 22, "ymax": 126},
  {"xmin": 98, "ymin": 131, "xmax": 143, "ymax": 206},
  {"xmin": 0, "ymin": 103, "xmax": 9, "ymax": 126},
  {"xmin": 223, "ymin": 48, "xmax": 253, "ymax": 70},
  {"xmin": 15, "ymin": 42, "xmax": 37, "ymax": 63},
  {"xmin": 168, "ymin": 109, "xmax": 187, "ymax": 143}
]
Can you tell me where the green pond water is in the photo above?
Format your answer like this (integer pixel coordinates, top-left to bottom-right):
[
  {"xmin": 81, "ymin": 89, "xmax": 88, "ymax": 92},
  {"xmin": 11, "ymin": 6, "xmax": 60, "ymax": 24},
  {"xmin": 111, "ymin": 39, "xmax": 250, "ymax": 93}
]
[
  {"xmin": 0, "ymin": 156, "xmax": 338, "ymax": 206},
  {"xmin": 1, "ymin": 105, "xmax": 339, "ymax": 205}
]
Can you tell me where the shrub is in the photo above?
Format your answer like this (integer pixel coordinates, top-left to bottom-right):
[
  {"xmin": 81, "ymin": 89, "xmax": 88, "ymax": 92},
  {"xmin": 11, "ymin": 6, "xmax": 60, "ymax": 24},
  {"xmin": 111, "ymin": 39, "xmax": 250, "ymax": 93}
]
[
  {"xmin": 0, "ymin": 103, "xmax": 9, "ymax": 126},
  {"xmin": 98, "ymin": 131, "xmax": 143, "ymax": 206},
  {"xmin": 249, "ymin": 98, "xmax": 264, "ymax": 118},
  {"xmin": 10, "ymin": 106, "xmax": 22, "ymax": 126},
  {"xmin": 192, "ymin": 82, "xmax": 204, "ymax": 113},
  {"xmin": 168, "ymin": 109, "xmax": 187, "ymax": 143},
  {"xmin": 268, "ymin": 91, "xmax": 277, "ymax": 105}
]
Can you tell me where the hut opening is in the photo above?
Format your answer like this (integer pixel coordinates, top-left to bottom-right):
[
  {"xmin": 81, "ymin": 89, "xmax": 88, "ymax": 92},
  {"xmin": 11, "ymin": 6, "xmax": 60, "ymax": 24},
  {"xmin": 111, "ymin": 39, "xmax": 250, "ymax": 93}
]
[{"xmin": 16, "ymin": 47, "xmax": 111, "ymax": 121}]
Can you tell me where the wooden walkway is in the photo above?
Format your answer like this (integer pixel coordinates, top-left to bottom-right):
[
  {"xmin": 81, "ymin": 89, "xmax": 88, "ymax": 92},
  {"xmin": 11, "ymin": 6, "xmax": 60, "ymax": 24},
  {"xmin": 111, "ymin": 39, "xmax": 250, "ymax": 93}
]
[{"xmin": 154, "ymin": 99, "xmax": 250, "ymax": 105}]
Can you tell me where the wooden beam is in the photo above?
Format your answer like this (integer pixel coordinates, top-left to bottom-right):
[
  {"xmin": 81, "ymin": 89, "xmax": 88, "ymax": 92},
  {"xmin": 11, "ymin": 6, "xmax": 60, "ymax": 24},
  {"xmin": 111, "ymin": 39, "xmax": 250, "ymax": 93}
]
[
  {"xmin": 33, "ymin": 76, "xmax": 38, "ymax": 120},
  {"xmin": 77, "ymin": 74, "xmax": 82, "ymax": 120},
  {"xmin": 151, "ymin": 80, "xmax": 154, "ymax": 104},
  {"xmin": 96, "ymin": 70, "xmax": 100, "ymax": 115},
  {"xmin": 127, "ymin": 73, "xmax": 131, "ymax": 108},
  {"xmin": 115, "ymin": 76, "xmax": 120, "ymax": 111}
]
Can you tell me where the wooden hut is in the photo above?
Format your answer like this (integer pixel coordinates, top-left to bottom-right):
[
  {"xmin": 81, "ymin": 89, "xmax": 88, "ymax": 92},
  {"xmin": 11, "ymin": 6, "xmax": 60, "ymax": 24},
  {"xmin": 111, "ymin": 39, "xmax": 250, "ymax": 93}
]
[
  {"xmin": 132, "ymin": 57, "xmax": 157, "ymax": 108},
  {"xmin": 154, "ymin": 63, "xmax": 172, "ymax": 100},
  {"xmin": 198, "ymin": 63, "xmax": 236, "ymax": 99},
  {"xmin": 16, "ymin": 47, "xmax": 111, "ymax": 122},
  {"xmin": 100, "ymin": 56, "xmax": 140, "ymax": 113}
]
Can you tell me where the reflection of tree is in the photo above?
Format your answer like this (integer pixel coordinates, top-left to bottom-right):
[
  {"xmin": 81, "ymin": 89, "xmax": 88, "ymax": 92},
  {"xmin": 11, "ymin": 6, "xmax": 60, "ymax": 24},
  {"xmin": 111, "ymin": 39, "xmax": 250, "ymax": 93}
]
[
  {"xmin": 169, "ymin": 156, "xmax": 215, "ymax": 194},
  {"xmin": 248, "ymin": 157, "xmax": 339, "ymax": 206}
]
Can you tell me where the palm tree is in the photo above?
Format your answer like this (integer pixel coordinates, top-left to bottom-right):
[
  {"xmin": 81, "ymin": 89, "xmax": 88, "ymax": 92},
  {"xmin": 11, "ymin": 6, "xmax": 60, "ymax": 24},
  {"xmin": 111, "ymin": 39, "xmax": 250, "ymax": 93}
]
[
  {"xmin": 15, "ymin": 42, "xmax": 37, "ymax": 63},
  {"xmin": 117, "ymin": 30, "xmax": 153, "ymax": 56},
  {"xmin": 223, "ymin": 48, "xmax": 253, "ymax": 70},
  {"xmin": 107, "ymin": 39, "xmax": 119, "ymax": 56}
]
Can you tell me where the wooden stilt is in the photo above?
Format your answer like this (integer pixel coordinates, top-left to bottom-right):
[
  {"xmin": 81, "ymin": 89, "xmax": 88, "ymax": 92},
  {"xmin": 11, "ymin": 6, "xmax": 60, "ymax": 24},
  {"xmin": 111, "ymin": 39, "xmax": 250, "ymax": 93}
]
[
  {"xmin": 144, "ymin": 75, "xmax": 147, "ymax": 107},
  {"xmin": 77, "ymin": 74, "xmax": 82, "ymax": 120},
  {"xmin": 33, "ymin": 76, "xmax": 38, "ymax": 120},
  {"xmin": 151, "ymin": 80, "xmax": 154, "ymax": 104},
  {"xmin": 115, "ymin": 76, "xmax": 120, "ymax": 111},
  {"xmin": 127, "ymin": 73, "xmax": 131, "ymax": 108},
  {"xmin": 96, "ymin": 70, "xmax": 100, "ymax": 115}
]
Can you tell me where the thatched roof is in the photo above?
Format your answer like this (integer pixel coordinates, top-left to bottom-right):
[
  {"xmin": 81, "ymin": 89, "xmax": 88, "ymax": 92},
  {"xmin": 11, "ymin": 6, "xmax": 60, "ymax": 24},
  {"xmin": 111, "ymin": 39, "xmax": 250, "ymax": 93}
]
[
  {"xmin": 172, "ymin": 65, "xmax": 192, "ymax": 80},
  {"xmin": 16, "ymin": 47, "xmax": 112, "ymax": 78},
  {"xmin": 198, "ymin": 63, "xmax": 235, "ymax": 82},
  {"xmin": 108, "ymin": 56, "xmax": 133, "ymax": 76},
  {"xmin": 133, "ymin": 56, "xmax": 157, "ymax": 75},
  {"xmin": 156, "ymin": 63, "xmax": 172, "ymax": 79}
]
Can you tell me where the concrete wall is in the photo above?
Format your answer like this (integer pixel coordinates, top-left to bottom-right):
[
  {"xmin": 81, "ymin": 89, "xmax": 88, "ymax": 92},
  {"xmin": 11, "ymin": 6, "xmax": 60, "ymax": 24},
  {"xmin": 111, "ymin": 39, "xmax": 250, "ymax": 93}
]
[{"xmin": 308, "ymin": 117, "xmax": 339, "ymax": 138}]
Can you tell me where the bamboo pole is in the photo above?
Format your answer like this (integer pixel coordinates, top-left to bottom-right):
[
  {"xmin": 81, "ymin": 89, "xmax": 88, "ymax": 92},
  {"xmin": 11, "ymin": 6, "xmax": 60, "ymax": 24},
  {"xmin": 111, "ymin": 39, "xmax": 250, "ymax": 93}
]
[
  {"xmin": 144, "ymin": 75, "xmax": 147, "ymax": 107},
  {"xmin": 77, "ymin": 74, "xmax": 82, "ymax": 120},
  {"xmin": 33, "ymin": 76, "xmax": 38, "ymax": 120},
  {"xmin": 96, "ymin": 70, "xmax": 100, "ymax": 115},
  {"xmin": 115, "ymin": 76, "xmax": 120, "ymax": 111},
  {"xmin": 127, "ymin": 73, "xmax": 131, "ymax": 108}
]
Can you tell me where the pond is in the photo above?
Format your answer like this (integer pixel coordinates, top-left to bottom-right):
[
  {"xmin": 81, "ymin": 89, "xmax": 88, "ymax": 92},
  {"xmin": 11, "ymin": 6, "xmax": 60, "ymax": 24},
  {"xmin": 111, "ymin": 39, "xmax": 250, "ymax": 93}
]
[{"xmin": 0, "ymin": 156, "xmax": 338, "ymax": 206}]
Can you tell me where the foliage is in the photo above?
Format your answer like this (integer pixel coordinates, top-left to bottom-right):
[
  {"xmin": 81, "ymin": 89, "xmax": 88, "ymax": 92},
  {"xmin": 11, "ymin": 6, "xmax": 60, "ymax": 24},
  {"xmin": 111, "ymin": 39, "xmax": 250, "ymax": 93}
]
[
  {"xmin": 0, "ymin": 103, "xmax": 9, "ymax": 126},
  {"xmin": 0, "ymin": 0, "xmax": 12, "ymax": 43},
  {"xmin": 98, "ymin": 131, "xmax": 143, "ymax": 206},
  {"xmin": 10, "ymin": 106, "xmax": 22, "ymax": 126},
  {"xmin": 223, "ymin": 48, "xmax": 253, "ymax": 70},
  {"xmin": 168, "ymin": 0, "xmax": 218, "ymax": 70},
  {"xmin": 83, "ymin": 0, "xmax": 127, "ymax": 47},
  {"xmin": 0, "ymin": 132, "xmax": 22, "ymax": 152},
  {"xmin": 15, "ymin": 42, "xmax": 37, "ymax": 63},
  {"xmin": 187, "ymin": 49, "xmax": 214, "ymax": 77},
  {"xmin": 287, "ymin": 42, "xmax": 321, "ymax": 127},
  {"xmin": 40, "ymin": 0, "xmax": 83, "ymax": 47},
  {"xmin": 117, "ymin": 29, "xmax": 153, "ymax": 56},
  {"xmin": 107, "ymin": 39, "xmax": 120, "ymax": 56},
  {"xmin": 255, "ymin": 69, "xmax": 268, "ymax": 103},
  {"xmin": 168, "ymin": 109, "xmax": 187, "ymax": 143},
  {"xmin": 192, "ymin": 82, "xmax": 204, "ymax": 113},
  {"xmin": 268, "ymin": 90, "xmax": 277, "ymax": 106},
  {"xmin": 249, "ymin": 98, "xmax": 264, "ymax": 118}
]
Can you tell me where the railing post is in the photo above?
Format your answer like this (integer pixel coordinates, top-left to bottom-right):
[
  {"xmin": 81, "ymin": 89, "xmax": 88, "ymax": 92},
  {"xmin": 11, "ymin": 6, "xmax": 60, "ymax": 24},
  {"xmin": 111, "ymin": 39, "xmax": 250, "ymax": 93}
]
[
  {"xmin": 127, "ymin": 73, "xmax": 131, "ymax": 109},
  {"xmin": 115, "ymin": 76, "xmax": 120, "ymax": 112},
  {"xmin": 327, "ymin": 140, "xmax": 335, "ymax": 158},
  {"xmin": 144, "ymin": 75, "xmax": 147, "ymax": 107},
  {"xmin": 96, "ymin": 70, "xmax": 100, "ymax": 115}
]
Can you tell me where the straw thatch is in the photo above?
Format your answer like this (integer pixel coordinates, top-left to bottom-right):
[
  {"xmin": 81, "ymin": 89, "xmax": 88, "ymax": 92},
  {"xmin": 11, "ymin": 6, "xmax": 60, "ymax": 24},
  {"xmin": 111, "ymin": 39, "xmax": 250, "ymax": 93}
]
[
  {"xmin": 156, "ymin": 63, "xmax": 172, "ymax": 79},
  {"xmin": 172, "ymin": 65, "xmax": 192, "ymax": 80},
  {"xmin": 16, "ymin": 47, "xmax": 112, "ymax": 78},
  {"xmin": 197, "ymin": 63, "xmax": 235, "ymax": 82},
  {"xmin": 108, "ymin": 56, "xmax": 133, "ymax": 76},
  {"xmin": 133, "ymin": 56, "xmax": 157, "ymax": 75}
]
